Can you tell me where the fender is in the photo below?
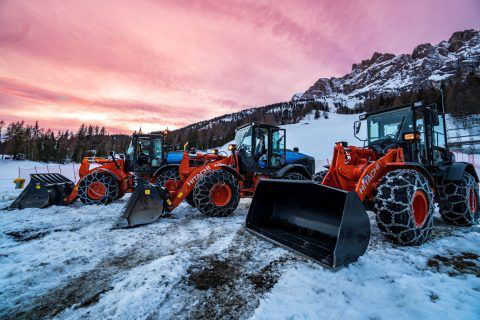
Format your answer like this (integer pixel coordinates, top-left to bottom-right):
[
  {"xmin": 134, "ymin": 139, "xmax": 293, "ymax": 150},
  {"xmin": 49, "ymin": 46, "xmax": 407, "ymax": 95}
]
[
  {"xmin": 152, "ymin": 164, "xmax": 180, "ymax": 178},
  {"xmin": 273, "ymin": 164, "xmax": 312, "ymax": 179},
  {"xmin": 216, "ymin": 164, "xmax": 244, "ymax": 181},
  {"xmin": 445, "ymin": 162, "xmax": 479, "ymax": 182}
]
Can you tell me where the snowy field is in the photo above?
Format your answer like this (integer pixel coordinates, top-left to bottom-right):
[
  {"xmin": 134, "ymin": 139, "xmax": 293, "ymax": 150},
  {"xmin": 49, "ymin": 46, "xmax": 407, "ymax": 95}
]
[{"xmin": 1, "ymin": 114, "xmax": 480, "ymax": 320}]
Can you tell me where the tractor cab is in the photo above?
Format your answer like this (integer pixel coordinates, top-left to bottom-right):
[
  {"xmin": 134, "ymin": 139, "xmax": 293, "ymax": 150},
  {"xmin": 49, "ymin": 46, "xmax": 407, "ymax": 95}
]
[
  {"xmin": 125, "ymin": 134, "xmax": 164, "ymax": 175},
  {"xmin": 355, "ymin": 102, "xmax": 452, "ymax": 165},
  {"xmin": 232, "ymin": 123, "xmax": 287, "ymax": 174}
]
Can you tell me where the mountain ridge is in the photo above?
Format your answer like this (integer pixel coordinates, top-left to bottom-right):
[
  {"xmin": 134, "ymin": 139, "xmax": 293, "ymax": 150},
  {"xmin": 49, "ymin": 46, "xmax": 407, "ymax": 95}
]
[{"xmin": 165, "ymin": 29, "xmax": 480, "ymax": 149}]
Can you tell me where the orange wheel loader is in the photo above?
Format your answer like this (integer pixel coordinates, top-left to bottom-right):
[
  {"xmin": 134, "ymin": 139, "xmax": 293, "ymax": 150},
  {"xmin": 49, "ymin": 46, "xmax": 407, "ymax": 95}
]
[
  {"xmin": 246, "ymin": 102, "xmax": 479, "ymax": 269},
  {"xmin": 116, "ymin": 122, "xmax": 316, "ymax": 228}
]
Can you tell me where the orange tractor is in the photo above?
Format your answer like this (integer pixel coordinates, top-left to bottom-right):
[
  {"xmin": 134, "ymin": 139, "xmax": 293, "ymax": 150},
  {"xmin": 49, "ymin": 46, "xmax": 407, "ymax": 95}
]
[
  {"xmin": 246, "ymin": 102, "xmax": 479, "ymax": 269},
  {"xmin": 6, "ymin": 134, "xmax": 193, "ymax": 210},
  {"xmin": 116, "ymin": 122, "xmax": 315, "ymax": 227}
]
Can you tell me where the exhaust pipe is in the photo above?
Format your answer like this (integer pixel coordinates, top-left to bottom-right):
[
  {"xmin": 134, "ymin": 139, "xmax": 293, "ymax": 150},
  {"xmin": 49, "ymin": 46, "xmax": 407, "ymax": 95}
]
[{"xmin": 246, "ymin": 179, "xmax": 371, "ymax": 269}]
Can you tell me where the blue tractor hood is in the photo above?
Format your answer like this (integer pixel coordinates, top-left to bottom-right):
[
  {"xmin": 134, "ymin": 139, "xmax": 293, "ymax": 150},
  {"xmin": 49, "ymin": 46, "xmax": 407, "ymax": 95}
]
[{"xmin": 166, "ymin": 151, "xmax": 183, "ymax": 164}]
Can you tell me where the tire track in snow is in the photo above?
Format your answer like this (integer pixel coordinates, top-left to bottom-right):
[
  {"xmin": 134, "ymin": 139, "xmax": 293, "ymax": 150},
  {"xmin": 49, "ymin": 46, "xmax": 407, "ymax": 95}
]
[
  {"xmin": 146, "ymin": 228, "xmax": 304, "ymax": 320},
  {"xmin": 5, "ymin": 211, "xmax": 241, "ymax": 320}
]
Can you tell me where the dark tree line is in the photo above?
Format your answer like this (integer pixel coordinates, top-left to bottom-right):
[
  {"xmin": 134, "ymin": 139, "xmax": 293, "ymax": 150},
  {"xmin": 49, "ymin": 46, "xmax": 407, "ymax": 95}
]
[
  {"xmin": 0, "ymin": 121, "xmax": 131, "ymax": 163},
  {"xmin": 363, "ymin": 72, "xmax": 480, "ymax": 115}
]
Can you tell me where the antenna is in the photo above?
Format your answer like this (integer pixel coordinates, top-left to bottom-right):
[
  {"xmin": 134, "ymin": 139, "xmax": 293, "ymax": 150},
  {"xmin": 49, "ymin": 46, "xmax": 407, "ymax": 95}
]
[{"xmin": 440, "ymin": 88, "xmax": 446, "ymax": 114}]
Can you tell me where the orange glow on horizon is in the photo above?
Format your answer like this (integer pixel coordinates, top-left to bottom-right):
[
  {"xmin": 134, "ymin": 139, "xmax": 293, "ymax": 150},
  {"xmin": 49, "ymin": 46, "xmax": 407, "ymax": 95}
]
[{"xmin": 0, "ymin": 0, "xmax": 479, "ymax": 133}]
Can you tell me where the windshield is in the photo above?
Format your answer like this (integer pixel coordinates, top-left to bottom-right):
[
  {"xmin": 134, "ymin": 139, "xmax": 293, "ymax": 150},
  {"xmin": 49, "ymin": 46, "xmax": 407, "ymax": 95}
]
[
  {"xmin": 151, "ymin": 138, "xmax": 163, "ymax": 166},
  {"xmin": 126, "ymin": 141, "xmax": 134, "ymax": 158},
  {"xmin": 137, "ymin": 139, "xmax": 150, "ymax": 156},
  {"xmin": 234, "ymin": 126, "xmax": 253, "ymax": 157},
  {"xmin": 367, "ymin": 107, "xmax": 413, "ymax": 145}
]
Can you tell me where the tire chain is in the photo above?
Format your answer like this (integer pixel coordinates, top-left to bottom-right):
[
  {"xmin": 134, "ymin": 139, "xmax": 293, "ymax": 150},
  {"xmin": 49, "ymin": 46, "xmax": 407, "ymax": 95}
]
[
  {"xmin": 439, "ymin": 172, "xmax": 479, "ymax": 226},
  {"xmin": 281, "ymin": 171, "xmax": 309, "ymax": 180},
  {"xmin": 374, "ymin": 169, "xmax": 434, "ymax": 246},
  {"xmin": 193, "ymin": 170, "xmax": 240, "ymax": 217},
  {"xmin": 78, "ymin": 172, "xmax": 119, "ymax": 205},
  {"xmin": 155, "ymin": 168, "xmax": 196, "ymax": 207},
  {"xmin": 312, "ymin": 170, "xmax": 328, "ymax": 184},
  {"xmin": 155, "ymin": 168, "xmax": 180, "ymax": 186}
]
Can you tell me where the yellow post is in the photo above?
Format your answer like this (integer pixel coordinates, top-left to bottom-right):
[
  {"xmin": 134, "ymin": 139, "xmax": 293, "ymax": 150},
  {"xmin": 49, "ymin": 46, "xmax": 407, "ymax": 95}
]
[{"xmin": 13, "ymin": 178, "xmax": 25, "ymax": 189}]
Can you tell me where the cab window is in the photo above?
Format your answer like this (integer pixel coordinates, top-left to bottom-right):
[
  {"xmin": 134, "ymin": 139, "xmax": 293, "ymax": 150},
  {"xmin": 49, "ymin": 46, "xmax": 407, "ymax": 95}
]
[
  {"xmin": 254, "ymin": 127, "xmax": 269, "ymax": 163},
  {"xmin": 152, "ymin": 138, "xmax": 163, "ymax": 166},
  {"xmin": 433, "ymin": 116, "xmax": 446, "ymax": 149},
  {"xmin": 234, "ymin": 126, "xmax": 253, "ymax": 157},
  {"xmin": 271, "ymin": 129, "xmax": 285, "ymax": 167},
  {"xmin": 367, "ymin": 107, "xmax": 413, "ymax": 145}
]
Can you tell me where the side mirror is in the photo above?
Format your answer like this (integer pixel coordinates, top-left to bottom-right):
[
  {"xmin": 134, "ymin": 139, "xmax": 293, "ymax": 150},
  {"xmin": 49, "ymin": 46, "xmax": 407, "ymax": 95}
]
[
  {"xmin": 353, "ymin": 120, "xmax": 367, "ymax": 142},
  {"xmin": 354, "ymin": 121, "xmax": 362, "ymax": 135},
  {"xmin": 293, "ymin": 147, "xmax": 299, "ymax": 152}
]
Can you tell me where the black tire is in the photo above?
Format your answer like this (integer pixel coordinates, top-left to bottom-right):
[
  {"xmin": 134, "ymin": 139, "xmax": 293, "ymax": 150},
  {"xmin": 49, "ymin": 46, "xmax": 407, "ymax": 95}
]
[
  {"xmin": 439, "ymin": 172, "xmax": 479, "ymax": 226},
  {"xmin": 281, "ymin": 171, "xmax": 309, "ymax": 180},
  {"xmin": 155, "ymin": 167, "xmax": 180, "ymax": 187},
  {"xmin": 374, "ymin": 169, "xmax": 434, "ymax": 246},
  {"xmin": 193, "ymin": 170, "xmax": 240, "ymax": 217},
  {"xmin": 312, "ymin": 170, "xmax": 328, "ymax": 184},
  {"xmin": 115, "ymin": 191, "xmax": 125, "ymax": 201},
  {"xmin": 185, "ymin": 193, "xmax": 195, "ymax": 207},
  {"xmin": 78, "ymin": 172, "xmax": 119, "ymax": 205},
  {"xmin": 154, "ymin": 167, "xmax": 195, "ymax": 207}
]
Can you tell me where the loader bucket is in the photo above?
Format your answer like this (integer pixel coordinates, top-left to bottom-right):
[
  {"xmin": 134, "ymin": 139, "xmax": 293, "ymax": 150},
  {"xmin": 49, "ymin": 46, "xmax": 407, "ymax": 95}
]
[
  {"xmin": 246, "ymin": 179, "xmax": 371, "ymax": 269},
  {"xmin": 6, "ymin": 173, "xmax": 75, "ymax": 210},
  {"xmin": 114, "ymin": 179, "xmax": 165, "ymax": 228}
]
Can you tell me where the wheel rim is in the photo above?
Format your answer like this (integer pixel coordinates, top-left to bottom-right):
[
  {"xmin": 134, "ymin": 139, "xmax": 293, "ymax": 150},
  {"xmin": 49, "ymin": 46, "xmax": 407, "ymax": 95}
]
[
  {"xmin": 210, "ymin": 183, "xmax": 232, "ymax": 207},
  {"xmin": 412, "ymin": 190, "xmax": 428, "ymax": 227},
  {"xmin": 87, "ymin": 181, "xmax": 106, "ymax": 200},
  {"xmin": 468, "ymin": 188, "xmax": 478, "ymax": 213},
  {"xmin": 164, "ymin": 179, "xmax": 179, "ymax": 192}
]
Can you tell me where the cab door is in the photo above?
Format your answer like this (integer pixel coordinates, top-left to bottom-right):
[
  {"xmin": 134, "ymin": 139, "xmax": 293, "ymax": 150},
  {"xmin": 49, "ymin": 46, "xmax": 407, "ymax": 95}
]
[
  {"xmin": 270, "ymin": 128, "xmax": 286, "ymax": 168},
  {"xmin": 150, "ymin": 137, "xmax": 164, "ymax": 171}
]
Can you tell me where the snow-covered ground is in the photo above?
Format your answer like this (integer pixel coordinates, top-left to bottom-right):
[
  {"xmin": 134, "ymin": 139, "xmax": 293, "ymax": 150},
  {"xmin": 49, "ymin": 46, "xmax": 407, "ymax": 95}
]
[{"xmin": 1, "ymin": 114, "xmax": 479, "ymax": 320}]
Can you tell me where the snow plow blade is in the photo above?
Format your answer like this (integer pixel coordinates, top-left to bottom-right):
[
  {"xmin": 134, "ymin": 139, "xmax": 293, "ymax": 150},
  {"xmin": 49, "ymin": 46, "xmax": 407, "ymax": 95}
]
[
  {"xmin": 114, "ymin": 179, "xmax": 165, "ymax": 228},
  {"xmin": 6, "ymin": 173, "xmax": 75, "ymax": 210},
  {"xmin": 246, "ymin": 179, "xmax": 371, "ymax": 269}
]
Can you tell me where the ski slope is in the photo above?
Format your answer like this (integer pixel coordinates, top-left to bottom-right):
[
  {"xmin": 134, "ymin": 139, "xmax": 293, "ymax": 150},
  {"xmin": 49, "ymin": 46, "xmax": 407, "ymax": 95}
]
[{"xmin": 1, "ymin": 114, "xmax": 479, "ymax": 320}]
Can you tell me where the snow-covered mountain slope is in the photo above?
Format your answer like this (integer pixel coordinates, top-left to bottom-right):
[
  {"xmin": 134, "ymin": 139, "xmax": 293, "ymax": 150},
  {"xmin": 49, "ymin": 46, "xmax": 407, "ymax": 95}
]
[
  {"xmin": 167, "ymin": 29, "xmax": 479, "ymax": 149},
  {"xmin": 298, "ymin": 29, "xmax": 480, "ymax": 111}
]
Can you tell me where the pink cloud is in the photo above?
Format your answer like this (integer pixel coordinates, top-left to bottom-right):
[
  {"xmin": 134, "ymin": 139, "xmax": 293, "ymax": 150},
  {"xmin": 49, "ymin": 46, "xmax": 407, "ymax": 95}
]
[{"xmin": 0, "ymin": 0, "xmax": 479, "ymax": 133}]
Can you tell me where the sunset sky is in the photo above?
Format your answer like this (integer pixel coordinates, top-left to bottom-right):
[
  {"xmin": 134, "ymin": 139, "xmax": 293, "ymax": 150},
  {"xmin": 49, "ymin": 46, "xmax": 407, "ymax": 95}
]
[{"xmin": 1, "ymin": 0, "xmax": 479, "ymax": 133}]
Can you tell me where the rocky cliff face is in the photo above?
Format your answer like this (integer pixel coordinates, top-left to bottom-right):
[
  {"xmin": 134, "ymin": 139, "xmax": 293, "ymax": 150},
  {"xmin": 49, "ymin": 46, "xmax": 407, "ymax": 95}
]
[
  {"xmin": 166, "ymin": 30, "xmax": 480, "ymax": 148},
  {"xmin": 298, "ymin": 29, "xmax": 480, "ymax": 112}
]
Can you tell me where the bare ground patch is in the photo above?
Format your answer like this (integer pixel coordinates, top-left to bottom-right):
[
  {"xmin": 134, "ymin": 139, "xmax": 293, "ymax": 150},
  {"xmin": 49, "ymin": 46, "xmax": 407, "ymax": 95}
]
[{"xmin": 427, "ymin": 252, "xmax": 480, "ymax": 277}]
